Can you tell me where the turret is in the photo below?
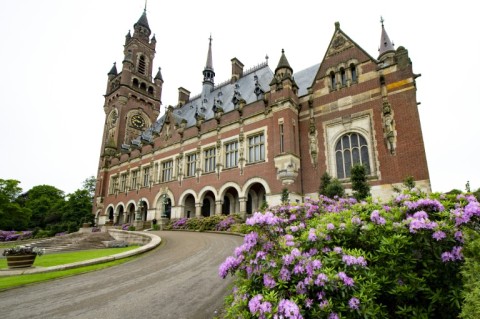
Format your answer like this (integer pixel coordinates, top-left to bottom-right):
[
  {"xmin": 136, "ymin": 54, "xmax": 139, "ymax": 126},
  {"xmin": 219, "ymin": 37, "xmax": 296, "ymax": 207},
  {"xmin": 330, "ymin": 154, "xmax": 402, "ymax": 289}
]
[{"xmin": 378, "ymin": 17, "xmax": 395, "ymax": 61}]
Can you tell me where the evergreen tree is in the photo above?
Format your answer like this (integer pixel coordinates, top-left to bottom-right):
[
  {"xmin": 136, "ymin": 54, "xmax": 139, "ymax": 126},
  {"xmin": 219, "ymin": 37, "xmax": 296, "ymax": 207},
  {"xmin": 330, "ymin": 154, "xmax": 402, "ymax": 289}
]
[
  {"xmin": 319, "ymin": 172, "xmax": 344, "ymax": 199},
  {"xmin": 324, "ymin": 179, "xmax": 345, "ymax": 199},
  {"xmin": 403, "ymin": 176, "xmax": 416, "ymax": 190},
  {"xmin": 351, "ymin": 164, "xmax": 370, "ymax": 201},
  {"xmin": 319, "ymin": 172, "xmax": 332, "ymax": 196},
  {"xmin": 281, "ymin": 188, "xmax": 289, "ymax": 204}
]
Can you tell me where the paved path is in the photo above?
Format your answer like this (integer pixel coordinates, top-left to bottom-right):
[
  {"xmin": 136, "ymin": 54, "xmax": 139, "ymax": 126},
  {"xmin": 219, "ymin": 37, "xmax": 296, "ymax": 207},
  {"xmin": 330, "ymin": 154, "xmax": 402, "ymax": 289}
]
[{"xmin": 0, "ymin": 231, "xmax": 243, "ymax": 319}]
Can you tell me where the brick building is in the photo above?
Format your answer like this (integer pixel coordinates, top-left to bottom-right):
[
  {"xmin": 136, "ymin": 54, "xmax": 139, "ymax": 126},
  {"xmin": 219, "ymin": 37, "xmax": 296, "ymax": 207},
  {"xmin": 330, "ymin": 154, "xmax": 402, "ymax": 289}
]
[{"xmin": 93, "ymin": 11, "xmax": 430, "ymax": 228}]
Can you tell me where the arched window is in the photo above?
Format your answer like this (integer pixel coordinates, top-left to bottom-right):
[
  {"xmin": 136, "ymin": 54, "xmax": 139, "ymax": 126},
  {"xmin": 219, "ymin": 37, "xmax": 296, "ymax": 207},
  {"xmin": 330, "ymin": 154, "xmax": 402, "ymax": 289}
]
[
  {"xmin": 330, "ymin": 71, "xmax": 336, "ymax": 90},
  {"xmin": 335, "ymin": 133, "xmax": 370, "ymax": 179},
  {"xmin": 138, "ymin": 55, "xmax": 146, "ymax": 75},
  {"xmin": 133, "ymin": 78, "xmax": 139, "ymax": 87},
  {"xmin": 350, "ymin": 64, "xmax": 357, "ymax": 83},
  {"xmin": 140, "ymin": 82, "xmax": 147, "ymax": 91},
  {"xmin": 148, "ymin": 86, "xmax": 154, "ymax": 95},
  {"xmin": 340, "ymin": 68, "xmax": 346, "ymax": 87}
]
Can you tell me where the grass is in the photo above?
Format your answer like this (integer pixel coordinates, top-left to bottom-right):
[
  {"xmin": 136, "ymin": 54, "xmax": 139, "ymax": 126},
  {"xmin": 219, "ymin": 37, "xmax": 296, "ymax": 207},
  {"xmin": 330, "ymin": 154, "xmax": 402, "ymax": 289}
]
[
  {"xmin": 0, "ymin": 255, "xmax": 138, "ymax": 290},
  {"xmin": 0, "ymin": 246, "xmax": 138, "ymax": 269}
]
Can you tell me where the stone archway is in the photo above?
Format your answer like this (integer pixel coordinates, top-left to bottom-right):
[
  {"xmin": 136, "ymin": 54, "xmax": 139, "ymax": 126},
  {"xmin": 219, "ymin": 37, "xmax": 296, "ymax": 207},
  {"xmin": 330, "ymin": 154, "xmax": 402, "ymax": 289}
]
[
  {"xmin": 116, "ymin": 205, "xmax": 125, "ymax": 225},
  {"xmin": 201, "ymin": 190, "xmax": 216, "ymax": 217},
  {"xmin": 245, "ymin": 182, "xmax": 267, "ymax": 215},
  {"xmin": 126, "ymin": 203, "xmax": 135, "ymax": 224},
  {"xmin": 107, "ymin": 206, "xmax": 114, "ymax": 222},
  {"xmin": 184, "ymin": 194, "xmax": 195, "ymax": 218},
  {"xmin": 221, "ymin": 187, "xmax": 240, "ymax": 215}
]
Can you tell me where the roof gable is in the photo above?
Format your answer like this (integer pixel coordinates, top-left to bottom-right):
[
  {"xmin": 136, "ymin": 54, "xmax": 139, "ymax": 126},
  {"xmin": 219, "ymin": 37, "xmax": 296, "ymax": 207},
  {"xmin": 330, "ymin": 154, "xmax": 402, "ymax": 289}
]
[{"xmin": 314, "ymin": 22, "xmax": 377, "ymax": 83}]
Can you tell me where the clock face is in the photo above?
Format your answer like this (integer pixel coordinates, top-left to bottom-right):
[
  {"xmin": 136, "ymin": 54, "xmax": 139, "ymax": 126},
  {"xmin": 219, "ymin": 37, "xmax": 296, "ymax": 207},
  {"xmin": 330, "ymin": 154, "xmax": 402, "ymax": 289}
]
[{"xmin": 131, "ymin": 114, "xmax": 145, "ymax": 129}]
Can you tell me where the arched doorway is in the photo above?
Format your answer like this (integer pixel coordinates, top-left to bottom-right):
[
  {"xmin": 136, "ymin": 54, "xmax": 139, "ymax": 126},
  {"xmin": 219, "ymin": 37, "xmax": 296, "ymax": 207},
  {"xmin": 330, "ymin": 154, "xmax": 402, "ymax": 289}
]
[
  {"xmin": 107, "ymin": 207, "xmax": 114, "ymax": 222},
  {"xmin": 222, "ymin": 197, "xmax": 230, "ymax": 215},
  {"xmin": 117, "ymin": 206, "xmax": 125, "ymax": 225},
  {"xmin": 201, "ymin": 190, "xmax": 215, "ymax": 217},
  {"xmin": 221, "ymin": 187, "xmax": 240, "ymax": 215},
  {"xmin": 126, "ymin": 203, "xmax": 135, "ymax": 223},
  {"xmin": 184, "ymin": 194, "xmax": 195, "ymax": 218},
  {"xmin": 139, "ymin": 200, "xmax": 148, "ymax": 221},
  {"xmin": 162, "ymin": 198, "xmax": 172, "ymax": 219},
  {"xmin": 246, "ymin": 182, "xmax": 267, "ymax": 215}
]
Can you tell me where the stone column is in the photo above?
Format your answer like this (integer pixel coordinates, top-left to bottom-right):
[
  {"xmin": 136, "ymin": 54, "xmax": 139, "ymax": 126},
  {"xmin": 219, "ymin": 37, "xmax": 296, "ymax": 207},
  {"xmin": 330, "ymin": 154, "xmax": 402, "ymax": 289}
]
[
  {"xmin": 195, "ymin": 203, "xmax": 202, "ymax": 218},
  {"xmin": 239, "ymin": 196, "xmax": 247, "ymax": 219},
  {"xmin": 215, "ymin": 200, "xmax": 223, "ymax": 215}
]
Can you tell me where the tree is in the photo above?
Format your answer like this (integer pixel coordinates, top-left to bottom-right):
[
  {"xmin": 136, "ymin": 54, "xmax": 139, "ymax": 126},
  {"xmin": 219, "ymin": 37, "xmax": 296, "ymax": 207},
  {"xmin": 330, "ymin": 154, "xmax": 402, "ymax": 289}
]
[
  {"xmin": 319, "ymin": 172, "xmax": 344, "ymax": 199},
  {"xmin": 403, "ymin": 175, "xmax": 416, "ymax": 190},
  {"xmin": 319, "ymin": 172, "xmax": 332, "ymax": 196},
  {"xmin": 82, "ymin": 176, "xmax": 96, "ymax": 199},
  {"xmin": 281, "ymin": 188, "xmax": 289, "ymax": 204},
  {"xmin": 324, "ymin": 179, "xmax": 345, "ymax": 199},
  {"xmin": 24, "ymin": 185, "xmax": 65, "ymax": 229},
  {"xmin": 0, "ymin": 179, "xmax": 31, "ymax": 230},
  {"xmin": 351, "ymin": 164, "xmax": 370, "ymax": 201},
  {"xmin": 62, "ymin": 189, "xmax": 94, "ymax": 228}
]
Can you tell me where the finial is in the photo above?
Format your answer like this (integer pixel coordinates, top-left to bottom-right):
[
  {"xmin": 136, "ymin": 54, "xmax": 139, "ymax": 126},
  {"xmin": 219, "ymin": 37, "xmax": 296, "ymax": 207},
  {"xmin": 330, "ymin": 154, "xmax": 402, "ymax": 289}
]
[
  {"xmin": 265, "ymin": 54, "xmax": 269, "ymax": 64},
  {"xmin": 144, "ymin": 0, "xmax": 147, "ymax": 11},
  {"xmin": 281, "ymin": 49, "xmax": 285, "ymax": 54},
  {"xmin": 335, "ymin": 21, "xmax": 340, "ymax": 30},
  {"xmin": 209, "ymin": 34, "xmax": 212, "ymax": 44},
  {"xmin": 380, "ymin": 16, "xmax": 384, "ymax": 27}
]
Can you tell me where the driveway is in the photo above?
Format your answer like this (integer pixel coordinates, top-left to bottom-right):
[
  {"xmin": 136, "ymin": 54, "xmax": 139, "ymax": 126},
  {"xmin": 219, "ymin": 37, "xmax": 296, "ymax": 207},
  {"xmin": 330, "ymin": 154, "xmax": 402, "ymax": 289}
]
[{"xmin": 0, "ymin": 231, "xmax": 243, "ymax": 319}]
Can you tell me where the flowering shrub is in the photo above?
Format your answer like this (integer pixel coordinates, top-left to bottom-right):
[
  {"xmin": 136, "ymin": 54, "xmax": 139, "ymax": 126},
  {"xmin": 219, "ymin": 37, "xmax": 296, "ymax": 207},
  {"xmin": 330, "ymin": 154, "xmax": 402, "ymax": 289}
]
[
  {"xmin": 0, "ymin": 230, "xmax": 33, "ymax": 241},
  {"xmin": 2, "ymin": 245, "xmax": 45, "ymax": 256},
  {"xmin": 220, "ymin": 193, "xmax": 480, "ymax": 318},
  {"xmin": 164, "ymin": 214, "xmax": 243, "ymax": 232}
]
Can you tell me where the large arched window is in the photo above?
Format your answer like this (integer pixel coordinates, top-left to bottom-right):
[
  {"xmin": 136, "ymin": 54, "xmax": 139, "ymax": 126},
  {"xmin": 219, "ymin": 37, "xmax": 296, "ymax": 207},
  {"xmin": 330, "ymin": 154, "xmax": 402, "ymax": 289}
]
[{"xmin": 335, "ymin": 133, "xmax": 370, "ymax": 179}]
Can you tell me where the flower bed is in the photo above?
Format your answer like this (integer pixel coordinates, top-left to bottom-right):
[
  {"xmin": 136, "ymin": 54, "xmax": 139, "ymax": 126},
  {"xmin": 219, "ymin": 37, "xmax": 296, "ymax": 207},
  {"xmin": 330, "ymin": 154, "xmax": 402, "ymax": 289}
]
[
  {"xmin": 0, "ymin": 230, "xmax": 33, "ymax": 242},
  {"xmin": 219, "ymin": 192, "xmax": 480, "ymax": 318}
]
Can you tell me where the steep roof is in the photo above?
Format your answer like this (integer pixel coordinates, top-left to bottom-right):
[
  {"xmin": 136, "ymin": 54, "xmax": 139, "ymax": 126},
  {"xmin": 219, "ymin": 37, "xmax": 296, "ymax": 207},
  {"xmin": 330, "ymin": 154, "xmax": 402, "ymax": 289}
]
[{"xmin": 378, "ymin": 18, "xmax": 395, "ymax": 59}]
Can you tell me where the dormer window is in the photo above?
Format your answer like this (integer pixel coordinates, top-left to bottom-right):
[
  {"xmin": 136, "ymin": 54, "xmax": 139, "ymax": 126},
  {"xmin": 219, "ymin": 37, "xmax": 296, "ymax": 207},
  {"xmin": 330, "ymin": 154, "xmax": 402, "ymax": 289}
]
[
  {"xmin": 330, "ymin": 71, "xmax": 336, "ymax": 90},
  {"xmin": 350, "ymin": 64, "xmax": 357, "ymax": 83},
  {"xmin": 138, "ymin": 55, "xmax": 146, "ymax": 75}
]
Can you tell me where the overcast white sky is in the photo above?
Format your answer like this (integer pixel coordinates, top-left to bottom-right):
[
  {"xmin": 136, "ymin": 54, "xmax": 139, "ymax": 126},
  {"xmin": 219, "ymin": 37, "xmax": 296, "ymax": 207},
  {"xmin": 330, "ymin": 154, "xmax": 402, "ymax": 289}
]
[{"xmin": 0, "ymin": 0, "xmax": 478, "ymax": 195}]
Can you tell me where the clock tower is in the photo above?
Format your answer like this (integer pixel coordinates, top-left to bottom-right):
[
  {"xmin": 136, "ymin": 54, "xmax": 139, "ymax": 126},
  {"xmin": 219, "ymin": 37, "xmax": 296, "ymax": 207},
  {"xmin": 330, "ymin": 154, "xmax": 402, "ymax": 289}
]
[
  {"xmin": 95, "ymin": 9, "xmax": 163, "ymax": 202},
  {"xmin": 99, "ymin": 9, "xmax": 162, "ymax": 157}
]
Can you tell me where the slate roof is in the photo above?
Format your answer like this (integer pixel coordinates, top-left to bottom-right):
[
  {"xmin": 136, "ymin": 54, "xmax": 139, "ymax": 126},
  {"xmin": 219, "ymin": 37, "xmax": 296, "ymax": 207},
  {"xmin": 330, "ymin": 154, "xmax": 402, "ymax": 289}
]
[{"xmin": 130, "ymin": 60, "xmax": 320, "ymax": 147}]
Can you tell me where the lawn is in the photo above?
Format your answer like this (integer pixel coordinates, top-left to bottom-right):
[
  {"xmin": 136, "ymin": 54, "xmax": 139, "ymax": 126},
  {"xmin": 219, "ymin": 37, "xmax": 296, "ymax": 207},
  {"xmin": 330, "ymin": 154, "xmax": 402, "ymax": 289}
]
[
  {"xmin": 0, "ymin": 246, "xmax": 138, "ymax": 269},
  {"xmin": 0, "ymin": 246, "xmax": 141, "ymax": 290}
]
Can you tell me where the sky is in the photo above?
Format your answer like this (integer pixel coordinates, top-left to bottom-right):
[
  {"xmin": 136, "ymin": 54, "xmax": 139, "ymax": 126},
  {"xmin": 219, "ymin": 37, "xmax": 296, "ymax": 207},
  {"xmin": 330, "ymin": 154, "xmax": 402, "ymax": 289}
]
[{"xmin": 0, "ymin": 0, "xmax": 478, "ymax": 195}]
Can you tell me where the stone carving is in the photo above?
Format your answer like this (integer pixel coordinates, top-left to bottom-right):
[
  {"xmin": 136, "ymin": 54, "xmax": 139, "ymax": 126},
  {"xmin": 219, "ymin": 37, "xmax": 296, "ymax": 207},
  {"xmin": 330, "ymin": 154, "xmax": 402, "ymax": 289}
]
[
  {"xmin": 382, "ymin": 101, "xmax": 396, "ymax": 155},
  {"xmin": 308, "ymin": 118, "xmax": 319, "ymax": 168}
]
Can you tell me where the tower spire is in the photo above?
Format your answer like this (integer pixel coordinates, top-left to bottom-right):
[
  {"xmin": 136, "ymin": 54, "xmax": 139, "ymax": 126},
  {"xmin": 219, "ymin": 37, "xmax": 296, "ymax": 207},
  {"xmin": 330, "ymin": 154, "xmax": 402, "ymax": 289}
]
[
  {"xmin": 202, "ymin": 35, "xmax": 215, "ymax": 88},
  {"xmin": 378, "ymin": 16, "xmax": 395, "ymax": 60}
]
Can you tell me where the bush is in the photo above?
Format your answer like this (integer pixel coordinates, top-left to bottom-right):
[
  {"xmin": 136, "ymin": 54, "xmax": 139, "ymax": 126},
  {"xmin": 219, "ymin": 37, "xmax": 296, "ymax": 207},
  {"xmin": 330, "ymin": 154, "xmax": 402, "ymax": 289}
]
[
  {"xmin": 219, "ymin": 192, "xmax": 480, "ymax": 318},
  {"xmin": 351, "ymin": 164, "xmax": 370, "ymax": 201},
  {"xmin": 319, "ymin": 172, "xmax": 345, "ymax": 199},
  {"xmin": 164, "ymin": 215, "xmax": 243, "ymax": 232}
]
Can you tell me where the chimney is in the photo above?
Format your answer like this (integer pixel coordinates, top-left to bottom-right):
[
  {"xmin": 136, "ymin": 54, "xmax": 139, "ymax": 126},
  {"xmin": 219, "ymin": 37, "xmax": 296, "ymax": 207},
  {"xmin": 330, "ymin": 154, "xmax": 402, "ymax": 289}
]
[
  {"xmin": 178, "ymin": 87, "xmax": 190, "ymax": 107},
  {"xmin": 231, "ymin": 58, "xmax": 244, "ymax": 83}
]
